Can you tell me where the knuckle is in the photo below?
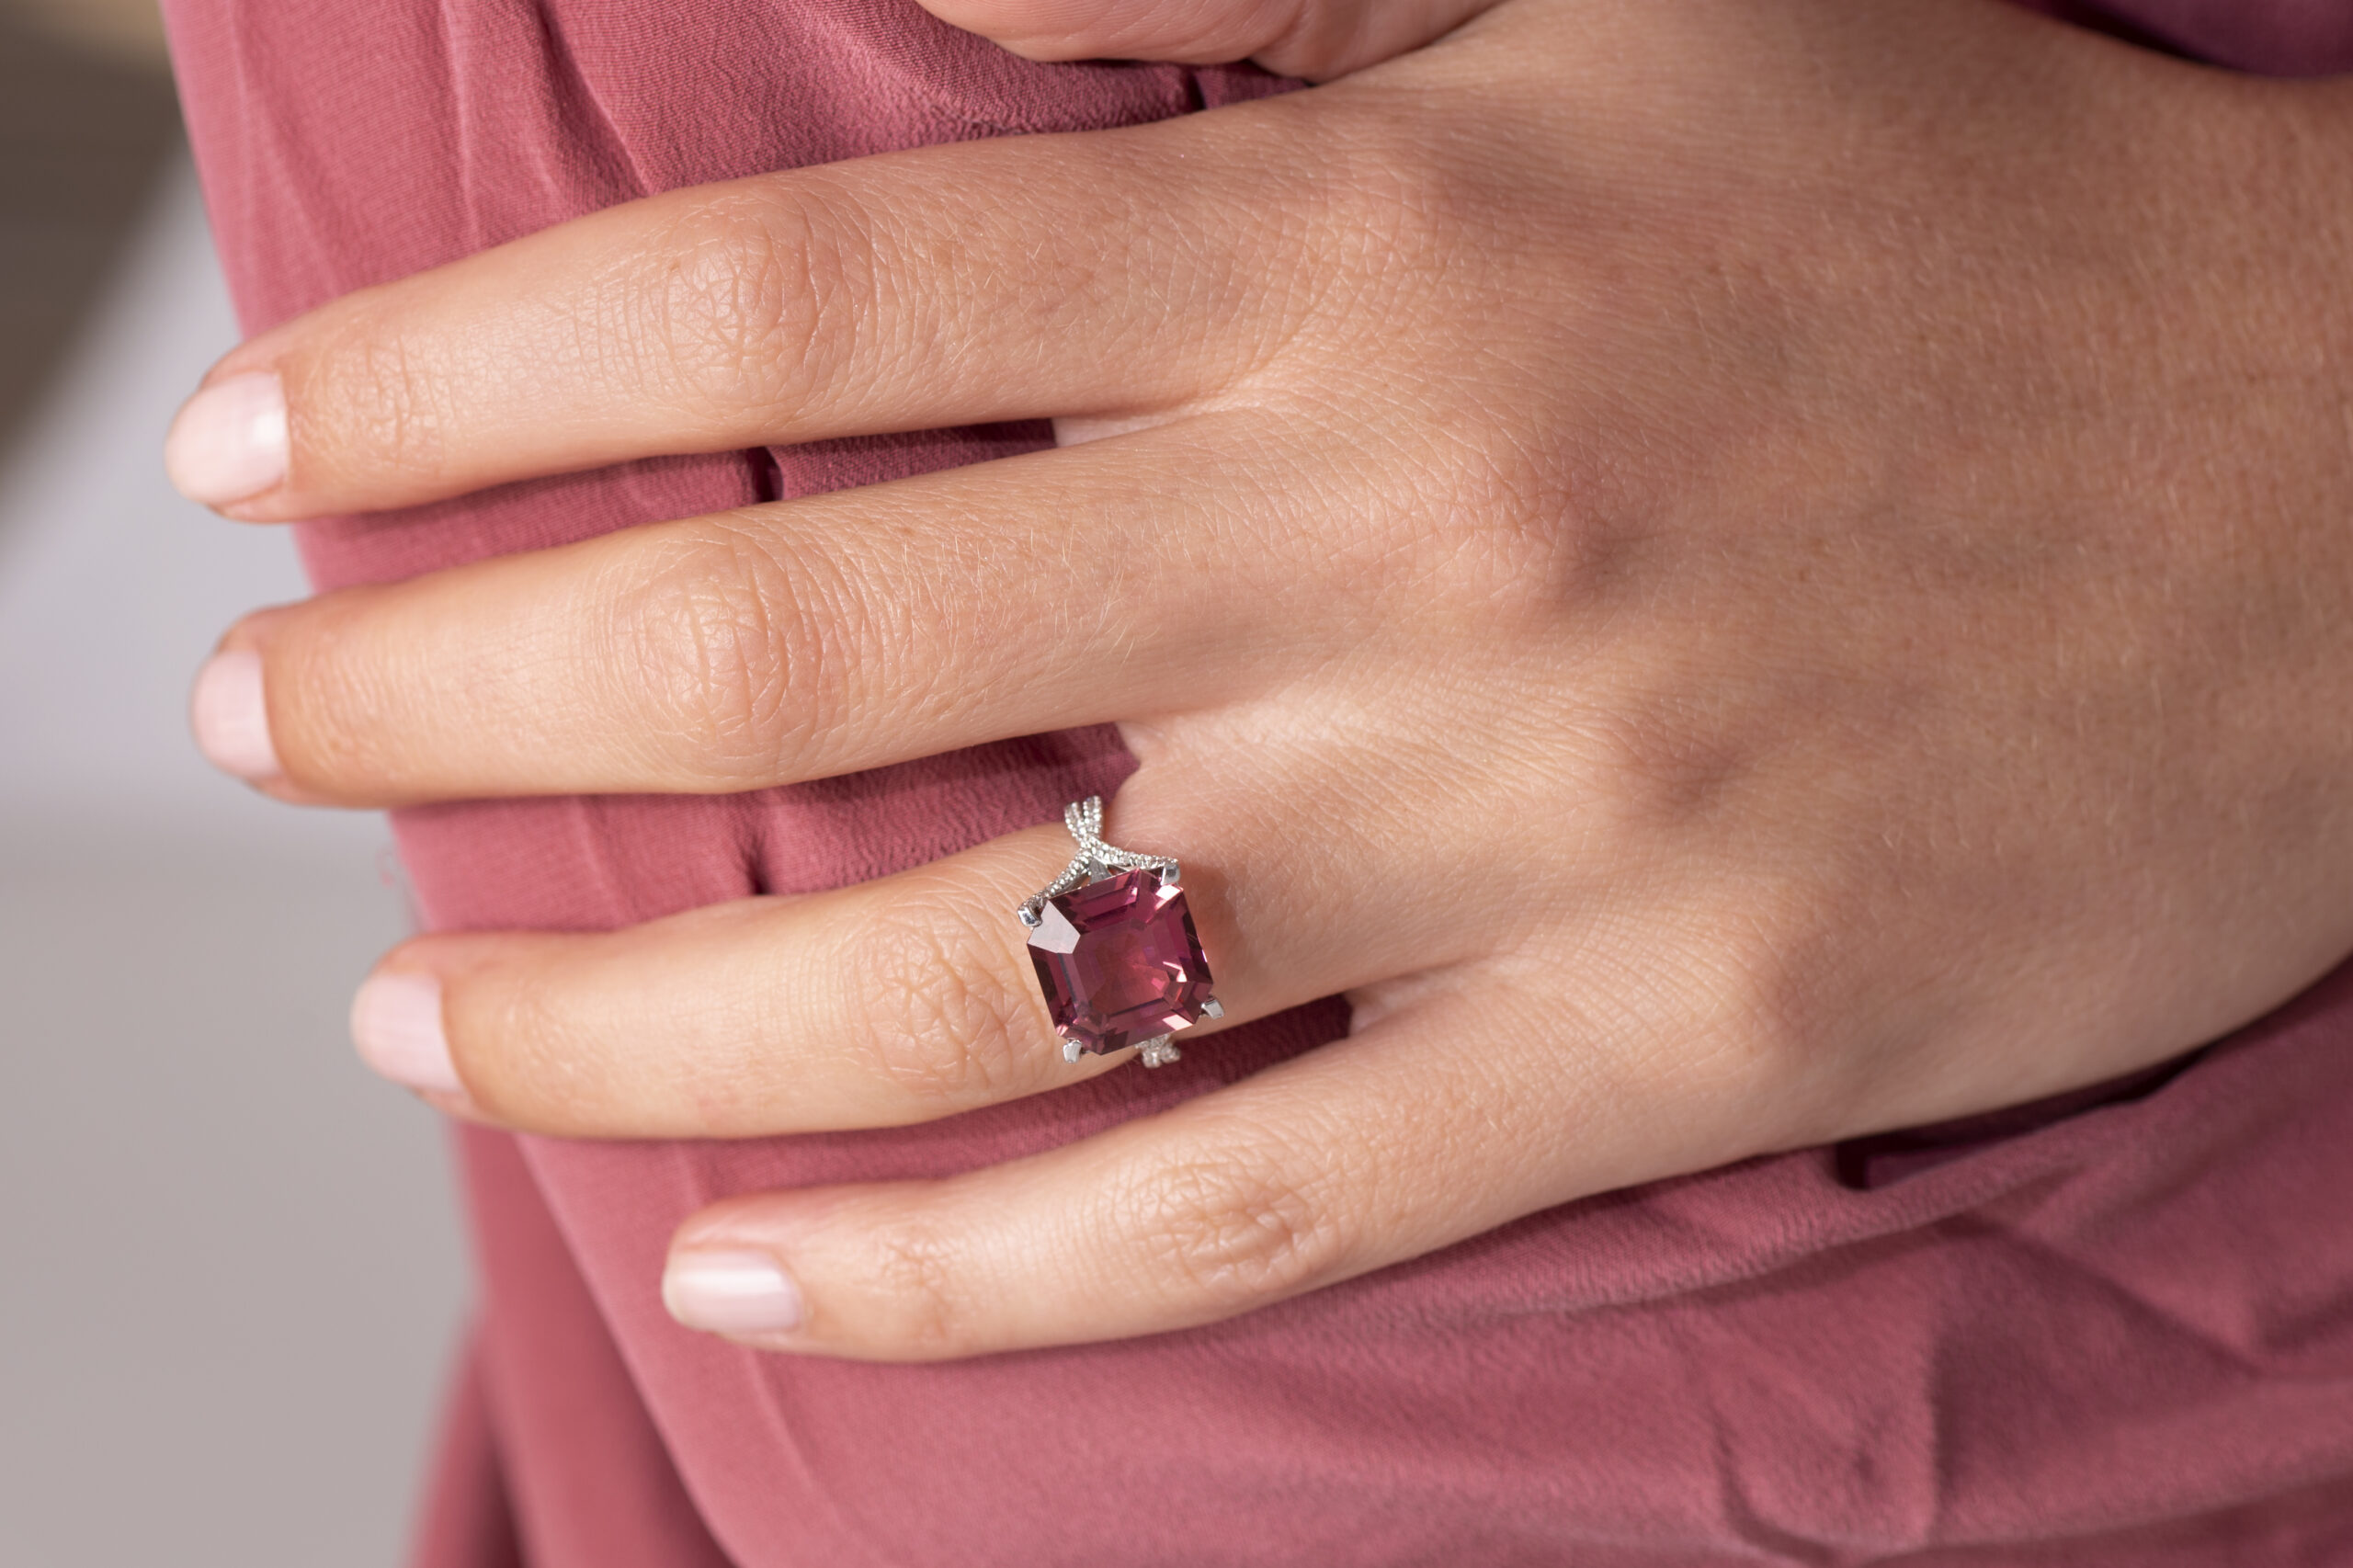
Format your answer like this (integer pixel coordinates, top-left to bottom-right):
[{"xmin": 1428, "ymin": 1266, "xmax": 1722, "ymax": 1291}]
[
  {"xmin": 300, "ymin": 309, "xmax": 451, "ymax": 488},
  {"xmin": 629, "ymin": 187, "xmax": 870, "ymax": 421},
  {"xmin": 857, "ymin": 1218, "xmax": 975, "ymax": 1358},
  {"xmin": 607, "ymin": 523, "xmax": 847, "ymax": 783},
  {"xmin": 858, "ymin": 887, "xmax": 1047, "ymax": 1108},
  {"xmin": 1580, "ymin": 702, "xmax": 1749, "ymax": 830},
  {"xmin": 1115, "ymin": 1141, "xmax": 1351, "ymax": 1310},
  {"xmin": 1662, "ymin": 878, "xmax": 1837, "ymax": 1096},
  {"xmin": 1562, "ymin": 653, "xmax": 1782, "ymax": 843}
]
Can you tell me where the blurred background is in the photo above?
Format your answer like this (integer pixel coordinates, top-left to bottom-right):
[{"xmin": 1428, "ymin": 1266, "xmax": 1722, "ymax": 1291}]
[{"xmin": 0, "ymin": 4, "xmax": 466, "ymax": 1563}]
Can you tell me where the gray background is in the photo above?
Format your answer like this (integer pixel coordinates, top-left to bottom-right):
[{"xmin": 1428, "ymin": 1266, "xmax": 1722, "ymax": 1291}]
[{"xmin": 0, "ymin": 84, "xmax": 469, "ymax": 1568}]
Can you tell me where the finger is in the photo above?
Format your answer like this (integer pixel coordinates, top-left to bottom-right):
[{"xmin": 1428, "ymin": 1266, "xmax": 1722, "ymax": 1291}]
[
  {"xmin": 347, "ymin": 762, "xmax": 1467, "ymax": 1136},
  {"xmin": 192, "ymin": 418, "xmax": 1303, "ymax": 805},
  {"xmin": 164, "ymin": 99, "xmax": 1315, "ymax": 520},
  {"xmin": 353, "ymin": 824, "xmax": 1129, "ymax": 1135},
  {"xmin": 652, "ymin": 982, "xmax": 1784, "ymax": 1360},
  {"xmin": 915, "ymin": 0, "xmax": 1495, "ymax": 81}
]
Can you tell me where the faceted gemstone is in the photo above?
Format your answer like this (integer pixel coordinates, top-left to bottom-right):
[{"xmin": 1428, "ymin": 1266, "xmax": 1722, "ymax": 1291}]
[{"xmin": 1028, "ymin": 869, "xmax": 1216, "ymax": 1055}]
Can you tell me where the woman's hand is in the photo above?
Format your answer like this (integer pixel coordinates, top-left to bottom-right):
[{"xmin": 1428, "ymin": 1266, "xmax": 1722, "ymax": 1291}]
[{"xmin": 168, "ymin": 0, "xmax": 2353, "ymax": 1359}]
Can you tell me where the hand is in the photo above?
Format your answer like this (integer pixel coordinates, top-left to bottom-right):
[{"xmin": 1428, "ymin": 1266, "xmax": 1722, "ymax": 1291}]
[{"xmin": 168, "ymin": 0, "xmax": 2353, "ymax": 1360}]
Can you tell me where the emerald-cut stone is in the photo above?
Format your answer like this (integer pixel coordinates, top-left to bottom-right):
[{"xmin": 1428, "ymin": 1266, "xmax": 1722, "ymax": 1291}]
[{"xmin": 1027, "ymin": 869, "xmax": 1215, "ymax": 1055}]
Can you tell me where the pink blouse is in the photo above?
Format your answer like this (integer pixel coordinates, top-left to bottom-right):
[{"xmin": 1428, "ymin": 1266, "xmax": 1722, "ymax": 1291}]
[{"xmin": 159, "ymin": 2, "xmax": 2353, "ymax": 1562}]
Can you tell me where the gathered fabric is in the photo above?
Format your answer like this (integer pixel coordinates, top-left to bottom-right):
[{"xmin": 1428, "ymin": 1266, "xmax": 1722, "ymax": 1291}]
[{"xmin": 160, "ymin": 1, "xmax": 2353, "ymax": 1562}]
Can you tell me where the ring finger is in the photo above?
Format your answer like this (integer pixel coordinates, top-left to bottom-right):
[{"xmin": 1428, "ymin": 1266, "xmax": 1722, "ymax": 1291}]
[{"xmin": 352, "ymin": 747, "xmax": 1476, "ymax": 1135}]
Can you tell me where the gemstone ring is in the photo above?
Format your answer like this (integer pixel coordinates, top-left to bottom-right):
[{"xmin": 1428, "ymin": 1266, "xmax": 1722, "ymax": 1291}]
[{"xmin": 1017, "ymin": 797, "xmax": 1222, "ymax": 1069}]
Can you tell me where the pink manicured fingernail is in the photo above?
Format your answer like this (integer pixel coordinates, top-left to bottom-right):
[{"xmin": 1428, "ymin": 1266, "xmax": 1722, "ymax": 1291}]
[
  {"xmin": 350, "ymin": 971, "xmax": 461, "ymax": 1095},
  {"xmin": 189, "ymin": 649, "xmax": 281, "ymax": 781},
  {"xmin": 165, "ymin": 370, "xmax": 288, "ymax": 505},
  {"xmin": 664, "ymin": 1249, "xmax": 804, "ymax": 1335}
]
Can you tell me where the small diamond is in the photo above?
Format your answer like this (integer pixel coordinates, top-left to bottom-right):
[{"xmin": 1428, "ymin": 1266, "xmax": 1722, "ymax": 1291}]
[{"xmin": 1028, "ymin": 869, "xmax": 1215, "ymax": 1056}]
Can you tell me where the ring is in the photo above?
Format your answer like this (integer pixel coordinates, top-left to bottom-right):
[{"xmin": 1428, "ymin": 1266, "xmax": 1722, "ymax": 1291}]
[{"xmin": 1017, "ymin": 797, "xmax": 1222, "ymax": 1069}]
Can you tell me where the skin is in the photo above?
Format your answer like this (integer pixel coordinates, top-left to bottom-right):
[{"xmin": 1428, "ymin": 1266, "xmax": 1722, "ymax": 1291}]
[{"xmin": 175, "ymin": 0, "xmax": 2353, "ymax": 1360}]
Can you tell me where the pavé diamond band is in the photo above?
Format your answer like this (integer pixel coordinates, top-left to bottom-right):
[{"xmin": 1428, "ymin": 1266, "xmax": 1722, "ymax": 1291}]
[{"xmin": 1017, "ymin": 797, "xmax": 1222, "ymax": 1069}]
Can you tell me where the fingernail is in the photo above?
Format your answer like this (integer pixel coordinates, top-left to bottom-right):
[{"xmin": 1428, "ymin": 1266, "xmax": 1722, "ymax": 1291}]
[
  {"xmin": 350, "ymin": 971, "xmax": 462, "ymax": 1095},
  {"xmin": 189, "ymin": 649, "xmax": 281, "ymax": 782},
  {"xmin": 165, "ymin": 370, "xmax": 288, "ymax": 505},
  {"xmin": 664, "ymin": 1249, "xmax": 804, "ymax": 1335}
]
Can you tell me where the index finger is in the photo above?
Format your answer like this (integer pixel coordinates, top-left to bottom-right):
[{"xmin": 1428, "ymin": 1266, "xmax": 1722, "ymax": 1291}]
[{"xmin": 165, "ymin": 94, "xmax": 1323, "ymax": 519}]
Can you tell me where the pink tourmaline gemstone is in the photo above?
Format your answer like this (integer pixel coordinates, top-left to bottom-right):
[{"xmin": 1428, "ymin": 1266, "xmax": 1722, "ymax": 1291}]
[{"xmin": 1028, "ymin": 869, "xmax": 1215, "ymax": 1055}]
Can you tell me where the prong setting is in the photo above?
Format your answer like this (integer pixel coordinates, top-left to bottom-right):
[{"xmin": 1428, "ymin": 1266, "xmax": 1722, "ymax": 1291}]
[{"xmin": 1016, "ymin": 797, "xmax": 1180, "ymax": 927}]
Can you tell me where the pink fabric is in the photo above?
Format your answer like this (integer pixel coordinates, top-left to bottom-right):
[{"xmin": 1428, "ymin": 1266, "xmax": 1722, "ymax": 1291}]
[
  {"xmin": 159, "ymin": 2, "xmax": 2353, "ymax": 1562},
  {"xmin": 2023, "ymin": 0, "xmax": 2353, "ymax": 72}
]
